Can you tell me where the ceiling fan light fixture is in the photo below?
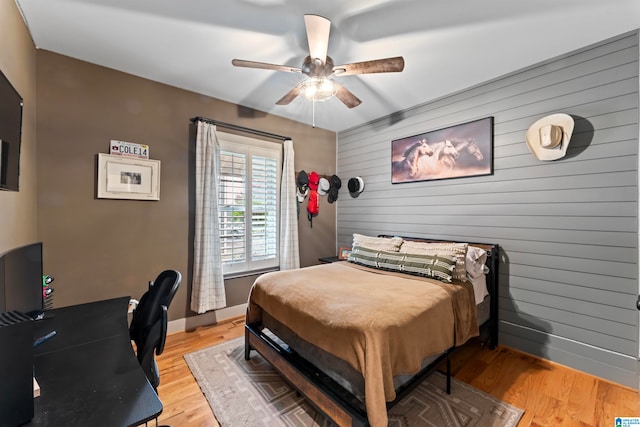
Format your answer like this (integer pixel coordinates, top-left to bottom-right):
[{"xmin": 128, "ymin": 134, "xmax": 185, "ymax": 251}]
[
  {"xmin": 231, "ymin": 15, "xmax": 403, "ymax": 109},
  {"xmin": 300, "ymin": 76, "xmax": 337, "ymax": 102}
]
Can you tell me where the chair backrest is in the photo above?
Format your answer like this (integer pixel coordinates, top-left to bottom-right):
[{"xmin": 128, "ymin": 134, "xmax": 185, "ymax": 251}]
[
  {"xmin": 130, "ymin": 270, "xmax": 180, "ymax": 343},
  {"xmin": 129, "ymin": 269, "xmax": 181, "ymax": 389}
]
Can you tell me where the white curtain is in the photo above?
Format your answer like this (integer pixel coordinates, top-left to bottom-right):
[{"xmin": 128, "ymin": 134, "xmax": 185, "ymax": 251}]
[
  {"xmin": 279, "ymin": 139, "xmax": 300, "ymax": 270},
  {"xmin": 191, "ymin": 121, "xmax": 226, "ymax": 313}
]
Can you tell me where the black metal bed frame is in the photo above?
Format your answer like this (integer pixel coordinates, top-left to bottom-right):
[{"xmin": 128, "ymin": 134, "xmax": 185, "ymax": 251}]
[{"xmin": 245, "ymin": 240, "xmax": 500, "ymax": 427}]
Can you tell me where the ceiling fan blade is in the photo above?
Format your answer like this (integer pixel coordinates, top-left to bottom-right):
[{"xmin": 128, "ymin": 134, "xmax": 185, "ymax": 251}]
[
  {"xmin": 275, "ymin": 83, "xmax": 302, "ymax": 105},
  {"xmin": 232, "ymin": 59, "xmax": 301, "ymax": 73},
  {"xmin": 304, "ymin": 14, "xmax": 331, "ymax": 64},
  {"xmin": 333, "ymin": 56, "xmax": 405, "ymax": 76},
  {"xmin": 334, "ymin": 82, "xmax": 362, "ymax": 109}
]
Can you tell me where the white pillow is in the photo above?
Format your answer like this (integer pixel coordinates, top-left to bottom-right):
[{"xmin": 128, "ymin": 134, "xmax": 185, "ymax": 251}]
[
  {"xmin": 352, "ymin": 233, "xmax": 403, "ymax": 252},
  {"xmin": 466, "ymin": 245, "xmax": 488, "ymax": 279}
]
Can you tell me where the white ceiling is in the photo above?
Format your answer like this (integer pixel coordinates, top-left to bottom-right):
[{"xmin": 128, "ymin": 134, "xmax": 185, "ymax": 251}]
[{"xmin": 15, "ymin": 0, "xmax": 640, "ymax": 133}]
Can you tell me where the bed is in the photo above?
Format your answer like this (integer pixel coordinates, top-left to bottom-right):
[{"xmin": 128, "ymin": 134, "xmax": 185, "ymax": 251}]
[{"xmin": 245, "ymin": 236, "xmax": 499, "ymax": 427}]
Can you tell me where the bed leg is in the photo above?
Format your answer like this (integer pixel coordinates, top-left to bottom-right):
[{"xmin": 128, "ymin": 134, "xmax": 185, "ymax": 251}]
[{"xmin": 446, "ymin": 356, "xmax": 451, "ymax": 394}]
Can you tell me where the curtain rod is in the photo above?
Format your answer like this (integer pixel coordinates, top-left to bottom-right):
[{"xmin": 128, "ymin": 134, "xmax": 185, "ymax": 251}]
[{"xmin": 191, "ymin": 117, "xmax": 291, "ymax": 142}]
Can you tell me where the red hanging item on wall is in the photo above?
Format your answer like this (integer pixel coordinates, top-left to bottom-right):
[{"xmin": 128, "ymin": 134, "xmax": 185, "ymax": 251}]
[{"xmin": 307, "ymin": 171, "xmax": 320, "ymax": 226}]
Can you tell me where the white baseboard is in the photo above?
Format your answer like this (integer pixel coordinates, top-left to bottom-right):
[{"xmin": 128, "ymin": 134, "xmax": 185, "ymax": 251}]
[{"xmin": 167, "ymin": 303, "xmax": 247, "ymax": 335}]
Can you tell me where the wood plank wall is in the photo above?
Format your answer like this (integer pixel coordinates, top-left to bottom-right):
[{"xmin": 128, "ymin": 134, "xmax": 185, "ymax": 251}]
[{"xmin": 336, "ymin": 31, "xmax": 639, "ymax": 389}]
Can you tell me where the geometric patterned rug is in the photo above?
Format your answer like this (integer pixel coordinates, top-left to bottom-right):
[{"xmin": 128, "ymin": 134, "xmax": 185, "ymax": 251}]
[{"xmin": 184, "ymin": 337, "xmax": 524, "ymax": 427}]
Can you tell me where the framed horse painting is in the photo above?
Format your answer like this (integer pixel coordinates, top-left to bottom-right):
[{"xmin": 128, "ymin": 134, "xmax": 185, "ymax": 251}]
[{"xmin": 391, "ymin": 117, "xmax": 494, "ymax": 184}]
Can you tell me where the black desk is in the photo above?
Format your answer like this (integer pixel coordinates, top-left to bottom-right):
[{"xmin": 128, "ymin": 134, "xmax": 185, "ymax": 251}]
[{"xmin": 27, "ymin": 297, "xmax": 163, "ymax": 426}]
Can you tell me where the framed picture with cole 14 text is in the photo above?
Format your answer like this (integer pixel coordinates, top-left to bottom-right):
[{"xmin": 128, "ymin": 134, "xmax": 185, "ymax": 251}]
[{"xmin": 97, "ymin": 153, "xmax": 160, "ymax": 200}]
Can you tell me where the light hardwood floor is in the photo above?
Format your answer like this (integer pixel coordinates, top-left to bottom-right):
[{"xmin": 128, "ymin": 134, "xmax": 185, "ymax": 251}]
[{"xmin": 155, "ymin": 317, "xmax": 639, "ymax": 426}]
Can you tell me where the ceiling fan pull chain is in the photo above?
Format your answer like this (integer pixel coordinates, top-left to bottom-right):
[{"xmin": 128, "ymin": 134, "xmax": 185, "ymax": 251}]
[{"xmin": 312, "ymin": 98, "xmax": 316, "ymax": 128}]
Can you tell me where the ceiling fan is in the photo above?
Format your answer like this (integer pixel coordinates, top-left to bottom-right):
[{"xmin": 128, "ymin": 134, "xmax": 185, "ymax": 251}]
[{"xmin": 232, "ymin": 14, "xmax": 405, "ymax": 109}]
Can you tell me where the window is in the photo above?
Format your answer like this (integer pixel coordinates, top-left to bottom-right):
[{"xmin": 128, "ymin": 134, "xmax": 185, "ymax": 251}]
[{"xmin": 218, "ymin": 133, "xmax": 281, "ymax": 276}]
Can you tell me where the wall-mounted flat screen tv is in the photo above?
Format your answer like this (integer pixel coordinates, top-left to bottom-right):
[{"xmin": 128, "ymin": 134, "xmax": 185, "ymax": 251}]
[{"xmin": 0, "ymin": 68, "xmax": 23, "ymax": 191}]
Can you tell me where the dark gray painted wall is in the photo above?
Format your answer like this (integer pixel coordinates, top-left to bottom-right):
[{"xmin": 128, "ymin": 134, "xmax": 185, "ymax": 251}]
[{"xmin": 336, "ymin": 31, "xmax": 639, "ymax": 388}]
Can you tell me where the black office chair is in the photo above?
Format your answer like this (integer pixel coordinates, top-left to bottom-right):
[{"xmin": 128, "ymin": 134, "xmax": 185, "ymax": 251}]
[{"xmin": 129, "ymin": 270, "xmax": 181, "ymax": 392}]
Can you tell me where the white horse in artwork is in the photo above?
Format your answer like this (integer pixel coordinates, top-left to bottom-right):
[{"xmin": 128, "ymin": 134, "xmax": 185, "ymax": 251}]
[
  {"xmin": 421, "ymin": 140, "xmax": 459, "ymax": 174},
  {"xmin": 392, "ymin": 139, "xmax": 435, "ymax": 178},
  {"xmin": 429, "ymin": 138, "xmax": 484, "ymax": 173},
  {"xmin": 453, "ymin": 138, "xmax": 484, "ymax": 161}
]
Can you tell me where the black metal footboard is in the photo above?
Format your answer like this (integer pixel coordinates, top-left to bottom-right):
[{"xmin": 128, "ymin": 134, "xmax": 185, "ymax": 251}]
[{"xmin": 244, "ymin": 322, "xmax": 455, "ymax": 426}]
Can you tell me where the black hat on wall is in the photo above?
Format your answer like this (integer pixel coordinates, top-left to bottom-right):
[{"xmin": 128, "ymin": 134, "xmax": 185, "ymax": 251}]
[
  {"xmin": 297, "ymin": 170, "xmax": 309, "ymax": 191},
  {"xmin": 348, "ymin": 176, "xmax": 365, "ymax": 198},
  {"xmin": 329, "ymin": 174, "xmax": 342, "ymax": 189},
  {"xmin": 327, "ymin": 174, "xmax": 342, "ymax": 204}
]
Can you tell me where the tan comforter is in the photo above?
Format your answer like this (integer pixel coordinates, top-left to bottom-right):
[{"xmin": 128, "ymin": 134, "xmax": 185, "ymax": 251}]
[{"xmin": 246, "ymin": 261, "xmax": 479, "ymax": 427}]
